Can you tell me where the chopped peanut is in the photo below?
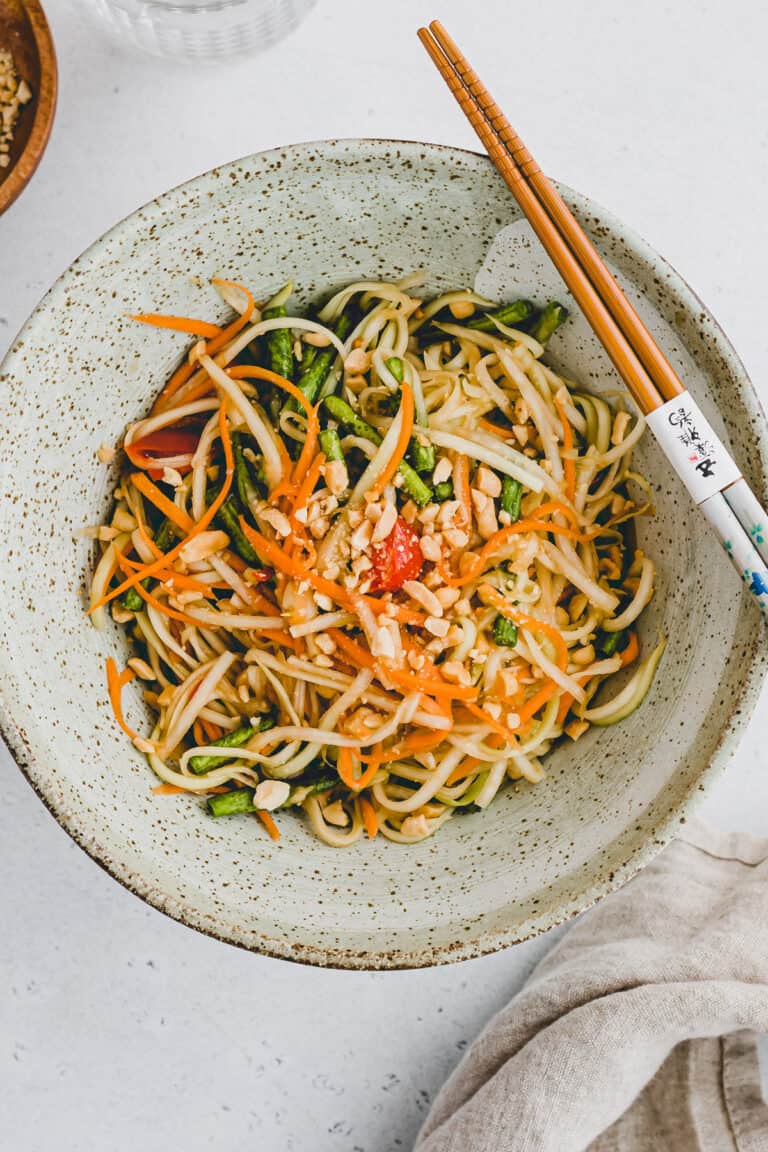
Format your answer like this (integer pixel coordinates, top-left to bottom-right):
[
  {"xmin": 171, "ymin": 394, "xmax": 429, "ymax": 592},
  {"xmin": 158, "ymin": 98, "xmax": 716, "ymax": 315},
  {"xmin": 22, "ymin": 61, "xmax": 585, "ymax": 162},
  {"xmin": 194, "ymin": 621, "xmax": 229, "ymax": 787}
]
[
  {"xmin": 470, "ymin": 489, "xmax": 498, "ymax": 541},
  {"xmin": 440, "ymin": 660, "xmax": 472, "ymax": 686},
  {"xmin": 261, "ymin": 508, "xmax": 292, "ymax": 538},
  {"xmin": 419, "ymin": 534, "xmax": 442, "ymax": 562},
  {"xmin": 127, "ymin": 657, "xmax": 155, "ymax": 680},
  {"xmin": 435, "ymin": 586, "xmax": 461, "ymax": 609},
  {"xmin": 97, "ymin": 442, "xmax": 115, "ymax": 463},
  {"xmin": 344, "ymin": 348, "xmax": 371, "ymax": 374},
  {"xmin": 475, "ymin": 465, "xmax": 502, "ymax": 498},
  {"xmin": 179, "ymin": 529, "xmax": 229, "ymax": 564},
  {"xmin": 571, "ymin": 643, "xmax": 595, "ymax": 666},
  {"xmin": 371, "ymin": 501, "xmax": 397, "ymax": 543},
  {"xmin": 402, "ymin": 579, "xmax": 443, "ymax": 617},
  {"xmin": 253, "ymin": 780, "xmax": 291, "ymax": 811},
  {"xmin": 565, "ymin": 720, "xmax": 590, "ymax": 741},
  {"xmin": 448, "ymin": 299, "xmax": 476, "ymax": 320},
  {"xmin": 400, "ymin": 813, "xmax": 430, "ymax": 837},
  {"xmin": 324, "ymin": 459, "xmax": 348, "ymax": 496},
  {"xmin": 432, "ymin": 456, "xmax": 452, "ymax": 485}
]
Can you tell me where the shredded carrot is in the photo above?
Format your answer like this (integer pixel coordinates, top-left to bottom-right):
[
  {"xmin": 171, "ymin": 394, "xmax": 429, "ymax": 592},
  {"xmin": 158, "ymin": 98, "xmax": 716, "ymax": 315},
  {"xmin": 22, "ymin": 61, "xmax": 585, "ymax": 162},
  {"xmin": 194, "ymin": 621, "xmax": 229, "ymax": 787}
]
[
  {"xmin": 446, "ymin": 757, "xmax": 482, "ymax": 786},
  {"xmin": 106, "ymin": 658, "xmax": 138, "ymax": 740},
  {"xmin": 479, "ymin": 417, "xmax": 515, "ymax": 439},
  {"xmin": 481, "ymin": 585, "xmax": 569, "ymax": 671},
  {"xmin": 464, "ymin": 701, "xmax": 520, "ymax": 745},
  {"xmin": 130, "ymin": 472, "xmax": 195, "ymax": 533},
  {"xmin": 554, "ymin": 397, "xmax": 576, "ymax": 503},
  {"xmin": 206, "ymin": 280, "xmax": 255, "ymax": 354},
  {"xmin": 193, "ymin": 719, "xmax": 205, "ymax": 746},
  {"xmin": 328, "ymin": 629, "xmax": 375, "ymax": 669},
  {"xmin": 200, "ymin": 718, "xmax": 223, "ymax": 742},
  {"xmin": 367, "ymin": 382, "xmax": 414, "ymax": 502},
  {"xmin": 620, "ymin": 630, "xmax": 640, "ymax": 666},
  {"xmin": 118, "ymin": 553, "xmax": 216, "ymax": 598},
  {"xmin": 114, "ymin": 551, "xmax": 204, "ymax": 626},
  {"xmin": 337, "ymin": 747, "xmax": 382, "ymax": 792},
  {"xmin": 556, "ymin": 692, "xmax": 575, "ymax": 725},
  {"xmin": 152, "ymin": 360, "xmax": 197, "ymax": 413},
  {"xmin": 380, "ymin": 729, "xmax": 447, "ymax": 761},
  {"xmin": 90, "ymin": 401, "xmax": 234, "ymax": 611},
  {"xmin": 439, "ymin": 508, "xmax": 587, "ymax": 588},
  {"xmin": 131, "ymin": 313, "xmax": 222, "ymax": 339},
  {"xmin": 291, "ymin": 452, "xmax": 325, "ymax": 519},
  {"xmin": 256, "ymin": 809, "xmax": 281, "ymax": 841},
  {"xmin": 359, "ymin": 795, "xmax": 379, "ymax": 839},
  {"xmin": 381, "ymin": 662, "xmax": 479, "ymax": 702},
  {"xmin": 453, "ymin": 454, "xmax": 472, "ymax": 529}
]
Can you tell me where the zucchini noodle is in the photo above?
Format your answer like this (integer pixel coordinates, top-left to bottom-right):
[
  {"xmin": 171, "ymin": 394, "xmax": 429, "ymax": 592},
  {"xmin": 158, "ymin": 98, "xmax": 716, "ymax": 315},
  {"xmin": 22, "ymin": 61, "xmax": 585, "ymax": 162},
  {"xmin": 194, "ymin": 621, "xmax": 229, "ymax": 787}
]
[{"xmin": 88, "ymin": 277, "xmax": 663, "ymax": 846}]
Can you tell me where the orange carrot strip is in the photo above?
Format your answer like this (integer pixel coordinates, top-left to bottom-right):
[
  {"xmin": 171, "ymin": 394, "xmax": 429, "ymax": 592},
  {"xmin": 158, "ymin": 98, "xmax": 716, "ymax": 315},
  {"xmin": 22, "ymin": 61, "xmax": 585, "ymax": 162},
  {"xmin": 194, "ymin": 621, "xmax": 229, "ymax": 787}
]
[
  {"xmin": 359, "ymin": 796, "xmax": 379, "ymax": 840},
  {"xmin": 366, "ymin": 382, "xmax": 414, "ymax": 502},
  {"xmin": 438, "ymin": 509, "xmax": 586, "ymax": 588},
  {"xmin": 131, "ymin": 313, "xmax": 222, "ymax": 339},
  {"xmin": 291, "ymin": 452, "xmax": 325, "ymax": 517},
  {"xmin": 328, "ymin": 629, "xmax": 375, "ymax": 669},
  {"xmin": 106, "ymin": 658, "xmax": 138, "ymax": 740},
  {"xmin": 381, "ymin": 663, "xmax": 479, "ymax": 702},
  {"xmin": 261, "ymin": 629, "xmax": 300, "ymax": 651},
  {"xmin": 206, "ymin": 281, "xmax": 255, "ymax": 354},
  {"xmin": 517, "ymin": 682, "xmax": 560, "ymax": 727},
  {"xmin": 554, "ymin": 397, "xmax": 576, "ymax": 503},
  {"xmin": 446, "ymin": 757, "xmax": 482, "ymax": 786},
  {"xmin": 113, "ymin": 551, "xmax": 204, "ymax": 626},
  {"xmin": 201, "ymin": 718, "xmax": 223, "ymax": 742},
  {"xmin": 256, "ymin": 810, "xmax": 281, "ymax": 841},
  {"xmin": 90, "ymin": 402, "xmax": 234, "ymax": 611},
  {"xmin": 453, "ymin": 454, "xmax": 472, "ymax": 529},
  {"xmin": 130, "ymin": 472, "xmax": 195, "ymax": 533},
  {"xmin": 556, "ymin": 692, "xmax": 575, "ymax": 725},
  {"xmin": 193, "ymin": 718, "xmax": 205, "ymax": 746},
  {"xmin": 118, "ymin": 553, "xmax": 216, "ymax": 598},
  {"xmin": 620, "ymin": 630, "xmax": 640, "ymax": 666},
  {"xmin": 464, "ymin": 701, "xmax": 520, "ymax": 745},
  {"xmin": 479, "ymin": 418, "xmax": 515, "ymax": 438},
  {"xmin": 337, "ymin": 747, "xmax": 382, "ymax": 792}
]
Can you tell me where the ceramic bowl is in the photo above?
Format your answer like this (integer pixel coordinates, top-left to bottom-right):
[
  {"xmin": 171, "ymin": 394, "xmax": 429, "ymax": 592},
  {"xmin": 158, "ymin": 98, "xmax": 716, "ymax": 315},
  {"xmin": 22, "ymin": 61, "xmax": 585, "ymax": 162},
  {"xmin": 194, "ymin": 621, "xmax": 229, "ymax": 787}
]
[{"xmin": 1, "ymin": 140, "xmax": 766, "ymax": 968}]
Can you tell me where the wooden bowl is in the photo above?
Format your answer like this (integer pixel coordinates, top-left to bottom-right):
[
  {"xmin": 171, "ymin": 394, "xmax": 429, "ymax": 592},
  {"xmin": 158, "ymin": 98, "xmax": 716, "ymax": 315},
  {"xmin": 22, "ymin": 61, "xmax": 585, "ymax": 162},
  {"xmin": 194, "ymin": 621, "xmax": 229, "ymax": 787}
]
[{"xmin": 0, "ymin": 0, "xmax": 56, "ymax": 214}]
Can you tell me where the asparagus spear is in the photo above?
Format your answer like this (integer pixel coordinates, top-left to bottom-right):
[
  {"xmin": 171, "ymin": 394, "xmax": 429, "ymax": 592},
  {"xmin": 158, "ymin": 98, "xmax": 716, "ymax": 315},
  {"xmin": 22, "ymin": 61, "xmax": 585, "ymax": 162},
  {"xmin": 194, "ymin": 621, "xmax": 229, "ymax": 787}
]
[
  {"xmin": 262, "ymin": 281, "xmax": 294, "ymax": 381},
  {"xmin": 293, "ymin": 308, "xmax": 354, "ymax": 406},
  {"xmin": 215, "ymin": 495, "xmax": 262, "ymax": 564},
  {"xmin": 501, "ymin": 476, "xmax": 523, "ymax": 522},
  {"xmin": 323, "ymin": 396, "xmax": 432, "ymax": 506},
  {"xmin": 493, "ymin": 615, "xmax": 519, "ymax": 647},
  {"xmin": 384, "ymin": 356, "xmax": 405, "ymax": 383},
  {"xmin": 530, "ymin": 301, "xmax": 569, "ymax": 344},
  {"xmin": 318, "ymin": 428, "xmax": 344, "ymax": 462},
  {"xmin": 190, "ymin": 717, "xmax": 274, "ymax": 775},
  {"xmin": 467, "ymin": 299, "xmax": 537, "ymax": 333},
  {"xmin": 208, "ymin": 788, "xmax": 256, "ymax": 817}
]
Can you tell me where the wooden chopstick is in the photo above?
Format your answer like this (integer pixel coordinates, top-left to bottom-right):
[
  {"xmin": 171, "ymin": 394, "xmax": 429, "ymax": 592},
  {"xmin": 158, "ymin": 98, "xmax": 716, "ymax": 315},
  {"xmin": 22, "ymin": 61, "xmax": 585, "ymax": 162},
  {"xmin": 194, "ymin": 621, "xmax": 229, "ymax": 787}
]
[
  {"xmin": 426, "ymin": 19, "xmax": 685, "ymax": 404},
  {"xmin": 416, "ymin": 25, "xmax": 663, "ymax": 417},
  {"xmin": 418, "ymin": 22, "xmax": 768, "ymax": 619}
]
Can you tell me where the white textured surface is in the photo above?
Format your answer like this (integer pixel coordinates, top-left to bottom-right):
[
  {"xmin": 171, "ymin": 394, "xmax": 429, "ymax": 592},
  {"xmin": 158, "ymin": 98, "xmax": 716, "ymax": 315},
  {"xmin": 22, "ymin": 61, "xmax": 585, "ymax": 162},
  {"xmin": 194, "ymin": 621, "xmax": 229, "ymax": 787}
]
[{"xmin": 1, "ymin": 0, "xmax": 767, "ymax": 1148}]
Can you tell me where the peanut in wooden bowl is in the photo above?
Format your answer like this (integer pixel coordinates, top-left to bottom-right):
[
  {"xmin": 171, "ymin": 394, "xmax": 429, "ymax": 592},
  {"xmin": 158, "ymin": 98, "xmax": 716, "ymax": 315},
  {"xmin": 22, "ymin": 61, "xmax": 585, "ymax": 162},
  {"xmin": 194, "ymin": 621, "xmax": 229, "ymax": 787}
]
[{"xmin": 0, "ymin": 0, "xmax": 57, "ymax": 215}]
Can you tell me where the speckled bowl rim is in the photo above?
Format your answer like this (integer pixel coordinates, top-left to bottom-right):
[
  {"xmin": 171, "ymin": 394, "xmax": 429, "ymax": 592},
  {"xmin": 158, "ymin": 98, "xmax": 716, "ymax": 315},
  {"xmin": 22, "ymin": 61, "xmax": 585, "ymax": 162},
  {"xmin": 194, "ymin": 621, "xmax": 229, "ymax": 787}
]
[{"xmin": 2, "ymin": 138, "xmax": 767, "ymax": 969}]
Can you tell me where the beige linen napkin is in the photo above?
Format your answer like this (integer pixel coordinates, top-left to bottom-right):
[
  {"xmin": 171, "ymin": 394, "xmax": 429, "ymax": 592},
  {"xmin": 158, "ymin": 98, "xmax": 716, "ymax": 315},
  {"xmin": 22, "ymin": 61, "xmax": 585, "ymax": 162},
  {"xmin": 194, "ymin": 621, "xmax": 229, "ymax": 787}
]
[{"xmin": 416, "ymin": 820, "xmax": 768, "ymax": 1152}]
